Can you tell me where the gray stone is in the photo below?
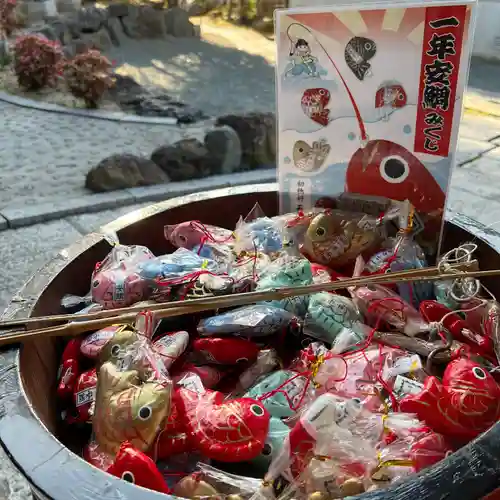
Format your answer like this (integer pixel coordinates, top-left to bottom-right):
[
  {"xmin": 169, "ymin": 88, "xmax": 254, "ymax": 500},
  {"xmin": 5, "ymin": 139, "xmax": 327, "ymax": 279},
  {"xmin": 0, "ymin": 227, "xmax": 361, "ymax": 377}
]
[
  {"xmin": 79, "ymin": 26, "xmax": 113, "ymax": 51},
  {"xmin": 56, "ymin": 0, "xmax": 81, "ymax": 14},
  {"xmin": 32, "ymin": 23, "xmax": 58, "ymax": 40},
  {"xmin": 204, "ymin": 125, "xmax": 242, "ymax": 174},
  {"xmin": 136, "ymin": 5, "xmax": 166, "ymax": 38},
  {"xmin": 164, "ymin": 7, "xmax": 195, "ymax": 37},
  {"xmin": 86, "ymin": 154, "xmax": 170, "ymax": 192},
  {"xmin": 107, "ymin": 2, "xmax": 130, "ymax": 18},
  {"xmin": 48, "ymin": 19, "xmax": 73, "ymax": 44},
  {"xmin": 103, "ymin": 17, "xmax": 121, "ymax": 46},
  {"xmin": 77, "ymin": 6, "xmax": 106, "ymax": 33},
  {"xmin": 215, "ymin": 112, "xmax": 276, "ymax": 168},
  {"xmin": 19, "ymin": 1, "xmax": 55, "ymax": 24},
  {"xmin": 151, "ymin": 138, "xmax": 215, "ymax": 181}
]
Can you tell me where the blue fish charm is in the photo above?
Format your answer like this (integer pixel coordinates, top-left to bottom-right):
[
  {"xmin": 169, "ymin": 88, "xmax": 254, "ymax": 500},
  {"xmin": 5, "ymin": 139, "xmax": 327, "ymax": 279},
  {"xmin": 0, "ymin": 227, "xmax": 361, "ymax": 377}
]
[{"xmin": 197, "ymin": 305, "xmax": 298, "ymax": 337}]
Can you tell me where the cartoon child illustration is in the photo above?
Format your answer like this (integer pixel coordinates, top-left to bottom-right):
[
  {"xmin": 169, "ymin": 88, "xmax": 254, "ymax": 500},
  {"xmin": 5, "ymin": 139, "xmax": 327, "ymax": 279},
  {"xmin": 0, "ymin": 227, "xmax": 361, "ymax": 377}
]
[{"xmin": 285, "ymin": 38, "xmax": 320, "ymax": 78}]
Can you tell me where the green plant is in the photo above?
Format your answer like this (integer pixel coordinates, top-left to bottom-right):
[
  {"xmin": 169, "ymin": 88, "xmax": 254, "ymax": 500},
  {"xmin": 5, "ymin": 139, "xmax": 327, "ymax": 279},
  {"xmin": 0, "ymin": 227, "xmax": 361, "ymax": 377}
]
[
  {"xmin": 13, "ymin": 34, "xmax": 63, "ymax": 89},
  {"xmin": 62, "ymin": 49, "xmax": 114, "ymax": 108}
]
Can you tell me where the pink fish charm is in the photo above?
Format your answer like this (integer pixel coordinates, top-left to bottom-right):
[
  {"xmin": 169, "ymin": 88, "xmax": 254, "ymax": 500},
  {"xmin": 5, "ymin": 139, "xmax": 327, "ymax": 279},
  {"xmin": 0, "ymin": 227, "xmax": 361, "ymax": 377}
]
[
  {"xmin": 301, "ymin": 88, "xmax": 331, "ymax": 126},
  {"xmin": 400, "ymin": 358, "xmax": 500, "ymax": 440},
  {"xmin": 164, "ymin": 221, "xmax": 233, "ymax": 250}
]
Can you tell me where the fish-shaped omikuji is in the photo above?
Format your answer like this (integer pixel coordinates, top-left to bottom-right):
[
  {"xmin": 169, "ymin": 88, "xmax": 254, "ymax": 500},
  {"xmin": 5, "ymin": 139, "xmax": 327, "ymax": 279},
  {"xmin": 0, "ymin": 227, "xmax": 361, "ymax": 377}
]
[
  {"xmin": 197, "ymin": 304, "xmax": 298, "ymax": 337},
  {"xmin": 173, "ymin": 386, "xmax": 270, "ymax": 462},
  {"xmin": 152, "ymin": 330, "xmax": 190, "ymax": 369},
  {"xmin": 301, "ymin": 88, "xmax": 331, "ymax": 126},
  {"xmin": 164, "ymin": 221, "xmax": 233, "ymax": 250},
  {"xmin": 292, "ymin": 139, "xmax": 331, "ymax": 172},
  {"xmin": 345, "ymin": 140, "xmax": 445, "ymax": 215},
  {"xmin": 70, "ymin": 368, "xmax": 97, "ymax": 424},
  {"xmin": 399, "ymin": 358, "xmax": 500, "ymax": 440},
  {"xmin": 80, "ymin": 325, "xmax": 127, "ymax": 359},
  {"xmin": 191, "ymin": 337, "xmax": 260, "ymax": 365},
  {"xmin": 344, "ymin": 36, "xmax": 376, "ymax": 81},
  {"xmin": 419, "ymin": 300, "xmax": 495, "ymax": 360},
  {"xmin": 57, "ymin": 338, "xmax": 83, "ymax": 400},
  {"xmin": 93, "ymin": 362, "xmax": 171, "ymax": 455},
  {"xmin": 301, "ymin": 209, "xmax": 383, "ymax": 268},
  {"xmin": 410, "ymin": 432, "xmax": 452, "ymax": 473},
  {"xmin": 107, "ymin": 441, "xmax": 170, "ymax": 495}
]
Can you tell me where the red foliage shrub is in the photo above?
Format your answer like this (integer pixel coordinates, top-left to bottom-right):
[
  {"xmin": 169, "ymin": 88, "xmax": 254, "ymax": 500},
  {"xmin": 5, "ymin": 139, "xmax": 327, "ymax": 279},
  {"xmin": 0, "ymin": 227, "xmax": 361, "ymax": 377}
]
[
  {"xmin": 62, "ymin": 49, "xmax": 114, "ymax": 108},
  {"xmin": 13, "ymin": 34, "xmax": 63, "ymax": 90},
  {"xmin": 0, "ymin": 0, "xmax": 16, "ymax": 37}
]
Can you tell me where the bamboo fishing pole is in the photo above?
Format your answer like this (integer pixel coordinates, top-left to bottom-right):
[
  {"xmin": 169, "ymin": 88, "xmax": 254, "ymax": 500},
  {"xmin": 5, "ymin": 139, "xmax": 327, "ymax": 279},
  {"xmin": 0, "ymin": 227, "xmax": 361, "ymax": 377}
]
[{"xmin": 0, "ymin": 260, "xmax": 488, "ymax": 346}]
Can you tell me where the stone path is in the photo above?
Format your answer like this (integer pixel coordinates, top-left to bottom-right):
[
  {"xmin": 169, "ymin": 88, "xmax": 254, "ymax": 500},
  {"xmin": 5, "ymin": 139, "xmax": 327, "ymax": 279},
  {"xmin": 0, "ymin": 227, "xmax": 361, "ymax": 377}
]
[{"xmin": 0, "ymin": 100, "xmax": 209, "ymax": 211}]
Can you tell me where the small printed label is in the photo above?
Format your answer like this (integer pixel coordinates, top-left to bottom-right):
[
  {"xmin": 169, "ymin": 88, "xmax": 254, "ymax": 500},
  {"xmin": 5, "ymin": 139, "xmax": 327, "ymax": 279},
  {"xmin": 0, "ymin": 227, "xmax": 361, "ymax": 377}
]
[
  {"xmin": 178, "ymin": 373, "xmax": 205, "ymax": 394},
  {"xmin": 383, "ymin": 355, "xmax": 422, "ymax": 380},
  {"xmin": 76, "ymin": 387, "xmax": 96, "ymax": 407},
  {"xmin": 393, "ymin": 375, "xmax": 424, "ymax": 397}
]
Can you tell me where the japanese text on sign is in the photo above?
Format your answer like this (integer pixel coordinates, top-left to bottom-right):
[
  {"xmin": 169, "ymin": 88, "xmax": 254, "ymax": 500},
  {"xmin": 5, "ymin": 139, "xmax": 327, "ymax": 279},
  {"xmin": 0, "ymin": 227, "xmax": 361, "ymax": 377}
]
[{"xmin": 414, "ymin": 6, "xmax": 467, "ymax": 157}]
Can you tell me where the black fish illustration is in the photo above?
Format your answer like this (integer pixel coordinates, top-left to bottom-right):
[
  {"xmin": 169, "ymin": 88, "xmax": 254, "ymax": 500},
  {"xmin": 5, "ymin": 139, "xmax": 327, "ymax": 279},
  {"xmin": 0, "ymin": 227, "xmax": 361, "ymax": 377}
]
[{"xmin": 344, "ymin": 36, "xmax": 377, "ymax": 81}]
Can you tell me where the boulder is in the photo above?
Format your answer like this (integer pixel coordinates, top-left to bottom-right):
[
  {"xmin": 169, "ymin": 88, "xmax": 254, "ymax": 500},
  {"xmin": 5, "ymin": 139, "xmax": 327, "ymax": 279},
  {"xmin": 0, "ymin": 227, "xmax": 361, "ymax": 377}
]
[
  {"xmin": 151, "ymin": 139, "xmax": 216, "ymax": 181},
  {"xmin": 204, "ymin": 126, "xmax": 242, "ymax": 174},
  {"xmin": 77, "ymin": 6, "xmax": 106, "ymax": 33},
  {"xmin": 79, "ymin": 25, "xmax": 113, "ymax": 50},
  {"xmin": 215, "ymin": 113, "xmax": 276, "ymax": 169},
  {"xmin": 56, "ymin": 0, "xmax": 81, "ymax": 15},
  {"xmin": 86, "ymin": 154, "xmax": 169, "ymax": 192},
  {"xmin": 107, "ymin": 2, "xmax": 130, "ymax": 18},
  {"xmin": 164, "ymin": 7, "xmax": 195, "ymax": 37},
  {"xmin": 120, "ymin": 5, "xmax": 167, "ymax": 38}
]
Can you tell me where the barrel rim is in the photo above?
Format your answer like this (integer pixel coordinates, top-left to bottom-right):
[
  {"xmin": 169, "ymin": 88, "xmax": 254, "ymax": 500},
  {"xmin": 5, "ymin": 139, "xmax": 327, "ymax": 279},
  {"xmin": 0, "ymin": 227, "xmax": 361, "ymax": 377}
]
[{"xmin": 1, "ymin": 184, "xmax": 500, "ymax": 500}]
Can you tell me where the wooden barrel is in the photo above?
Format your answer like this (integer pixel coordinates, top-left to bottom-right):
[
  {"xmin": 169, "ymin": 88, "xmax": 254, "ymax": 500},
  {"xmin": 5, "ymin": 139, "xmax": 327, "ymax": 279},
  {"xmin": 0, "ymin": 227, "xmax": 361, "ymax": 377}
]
[{"xmin": 2, "ymin": 183, "xmax": 500, "ymax": 500}]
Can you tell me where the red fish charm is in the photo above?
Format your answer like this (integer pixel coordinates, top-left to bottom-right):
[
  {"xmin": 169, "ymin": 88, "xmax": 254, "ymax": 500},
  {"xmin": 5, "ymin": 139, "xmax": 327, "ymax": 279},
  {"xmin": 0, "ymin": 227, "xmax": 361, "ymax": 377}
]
[
  {"xmin": 70, "ymin": 368, "xmax": 97, "ymax": 424},
  {"xmin": 301, "ymin": 88, "xmax": 331, "ymax": 126},
  {"xmin": 80, "ymin": 325, "xmax": 127, "ymax": 359},
  {"xmin": 174, "ymin": 387, "xmax": 270, "ymax": 462},
  {"xmin": 345, "ymin": 140, "xmax": 445, "ymax": 215},
  {"xmin": 108, "ymin": 441, "xmax": 170, "ymax": 494},
  {"xmin": 57, "ymin": 338, "xmax": 83, "ymax": 400},
  {"xmin": 83, "ymin": 441, "xmax": 113, "ymax": 472},
  {"xmin": 173, "ymin": 363, "xmax": 223, "ymax": 389},
  {"xmin": 191, "ymin": 337, "xmax": 260, "ymax": 365},
  {"xmin": 410, "ymin": 432, "xmax": 452, "ymax": 473},
  {"xmin": 400, "ymin": 358, "xmax": 500, "ymax": 440},
  {"xmin": 419, "ymin": 300, "xmax": 495, "ymax": 361},
  {"xmin": 375, "ymin": 82, "xmax": 407, "ymax": 110}
]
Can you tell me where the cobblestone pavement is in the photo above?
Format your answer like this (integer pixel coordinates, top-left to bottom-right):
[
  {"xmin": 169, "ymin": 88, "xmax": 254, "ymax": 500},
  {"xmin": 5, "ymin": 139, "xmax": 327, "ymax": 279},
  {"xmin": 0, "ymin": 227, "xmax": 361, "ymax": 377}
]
[{"xmin": 0, "ymin": 101, "xmax": 208, "ymax": 211}]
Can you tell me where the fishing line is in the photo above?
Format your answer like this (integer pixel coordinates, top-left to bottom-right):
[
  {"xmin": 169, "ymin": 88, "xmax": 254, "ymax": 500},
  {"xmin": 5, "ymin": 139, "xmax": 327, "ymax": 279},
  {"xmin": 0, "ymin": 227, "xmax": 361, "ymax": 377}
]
[{"xmin": 286, "ymin": 22, "xmax": 367, "ymax": 143}]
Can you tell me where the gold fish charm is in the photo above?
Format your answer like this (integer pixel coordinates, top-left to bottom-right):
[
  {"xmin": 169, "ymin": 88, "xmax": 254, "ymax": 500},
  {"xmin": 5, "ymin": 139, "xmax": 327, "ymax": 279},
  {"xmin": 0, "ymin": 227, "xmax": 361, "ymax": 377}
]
[
  {"xmin": 98, "ymin": 324, "xmax": 138, "ymax": 367},
  {"xmin": 302, "ymin": 210, "xmax": 382, "ymax": 268},
  {"xmin": 293, "ymin": 139, "xmax": 330, "ymax": 172},
  {"xmin": 93, "ymin": 362, "xmax": 171, "ymax": 455}
]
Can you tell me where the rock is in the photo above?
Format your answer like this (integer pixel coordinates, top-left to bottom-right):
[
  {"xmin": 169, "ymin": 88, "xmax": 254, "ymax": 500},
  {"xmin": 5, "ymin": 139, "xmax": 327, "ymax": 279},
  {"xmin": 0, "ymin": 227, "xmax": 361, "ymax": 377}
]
[
  {"xmin": 32, "ymin": 24, "xmax": 58, "ymax": 41},
  {"xmin": 151, "ymin": 139, "xmax": 216, "ymax": 181},
  {"xmin": 56, "ymin": 0, "xmax": 81, "ymax": 15},
  {"xmin": 19, "ymin": 1, "xmax": 57, "ymax": 24},
  {"xmin": 103, "ymin": 18, "xmax": 121, "ymax": 46},
  {"xmin": 86, "ymin": 154, "xmax": 169, "ymax": 192},
  {"xmin": 204, "ymin": 126, "xmax": 242, "ymax": 174},
  {"xmin": 108, "ymin": 74, "xmax": 208, "ymax": 123},
  {"xmin": 79, "ymin": 25, "xmax": 112, "ymax": 50},
  {"xmin": 164, "ymin": 7, "xmax": 195, "ymax": 37},
  {"xmin": 215, "ymin": 113, "xmax": 276, "ymax": 169},
  {"xmin": 63, "ymin": 37, "xmax": 89, "ymax": 57},
  {"xmin": 135, "ymin": 5, "xmax": 166, "ymax": 38},
  {"xmin": 107, "ymin": 2, "xmax": 130, "ymax": 18},
  {"xmin": 77, "ymin": 6, "xmax": 106, "ymax": 33}
]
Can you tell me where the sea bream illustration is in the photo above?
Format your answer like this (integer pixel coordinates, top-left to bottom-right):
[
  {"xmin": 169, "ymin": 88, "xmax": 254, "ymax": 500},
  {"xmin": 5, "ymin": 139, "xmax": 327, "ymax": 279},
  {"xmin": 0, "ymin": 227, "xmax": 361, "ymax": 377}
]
[
  {"xmin": 301, "ymin": 88, "xmax": 331, "ymax": 126},
  {"xmin": 344, "ymin": 36, "xmax": 376, "ymax": 81},
  {"xmin": 293, "ymin": 138, "xmax": 330, "ymax": 172},
  {"xmin": 375, "ymin": 81, "xmax": 407, "ymax": 121}
]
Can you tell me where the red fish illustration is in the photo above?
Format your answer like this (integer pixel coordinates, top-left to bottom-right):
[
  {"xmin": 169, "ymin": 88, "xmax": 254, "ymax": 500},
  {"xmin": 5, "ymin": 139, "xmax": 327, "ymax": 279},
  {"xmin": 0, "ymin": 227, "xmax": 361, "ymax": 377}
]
[
  {"xmin": 400, "ymin": 358, "xmax": 500, "ymax": 441},
  {"xmin": 375, "ymin": 82, "xmax": 407, "ymax": 110},
  {"xmin": 108, "ymin": 441, "xmax": 170, "ymax": 494},
  {"xmin": 345, "ymin": 140, "xmax": 445, "ymax": 215},
  {"xmin": 174, "ymin": 387, "xmax": 270, "ymax": 462},
  {"xmin": 301, "ymin": 88, "xmax": 331, "ymax": 126}
]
